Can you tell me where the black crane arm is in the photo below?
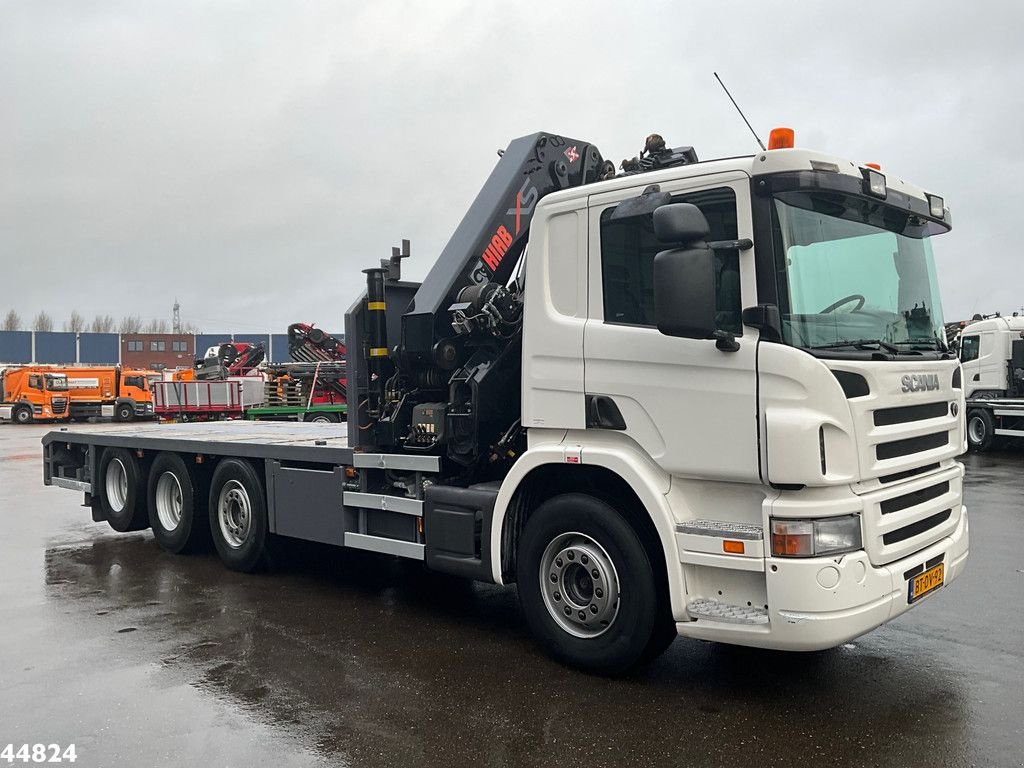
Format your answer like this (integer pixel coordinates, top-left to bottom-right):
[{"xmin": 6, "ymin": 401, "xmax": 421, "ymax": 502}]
[{"xmin": 398, "ymin": 132, "xmax": 606, "ymax": 365}]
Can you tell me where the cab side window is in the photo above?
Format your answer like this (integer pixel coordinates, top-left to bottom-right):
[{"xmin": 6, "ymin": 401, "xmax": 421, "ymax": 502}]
[
  {"xmin": 599, "ymin": 187, "xmax": 741, "ymax": 333},
  {"xmin": 28, "ymin": 375, "xmax": 42, "ymax": 389},
  {"xmin": 959, "ymin": 335, "xmax": 979, "ymax": 362}
]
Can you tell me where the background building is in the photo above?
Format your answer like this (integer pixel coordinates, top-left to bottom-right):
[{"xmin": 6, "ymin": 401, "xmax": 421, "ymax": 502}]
[{"xmin": 121, "ymin": 333, "xmax": 194, "ymax": 370}]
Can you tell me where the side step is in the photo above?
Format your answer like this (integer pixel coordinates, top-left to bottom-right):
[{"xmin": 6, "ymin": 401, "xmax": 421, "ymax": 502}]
[
  {"xmin": 687, "ymin": 598, "xmax": 769, "ymax": 625},
  {"xmin": 344, "ymin": 532, "xmax": 424, "ymax": 561}
]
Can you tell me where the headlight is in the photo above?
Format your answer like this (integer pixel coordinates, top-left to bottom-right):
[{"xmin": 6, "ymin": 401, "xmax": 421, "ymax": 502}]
[{"xmin": 770, "ymin": 515, "xmax": 862, "ymax": 558}]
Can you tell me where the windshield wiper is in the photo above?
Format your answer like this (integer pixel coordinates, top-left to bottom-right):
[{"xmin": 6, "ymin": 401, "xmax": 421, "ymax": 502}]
[
  {"xmin": 891, "ymin": 340, "xmax": 947, "ymax": 352},
  {"xmin": 809, "ymin": 339, "xmax": 901, "ymax": 354}
]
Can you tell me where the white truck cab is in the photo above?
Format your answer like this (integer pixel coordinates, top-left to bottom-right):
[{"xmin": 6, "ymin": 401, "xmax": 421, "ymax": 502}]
[
  {"xmin": 960, "ymin": 315, "xmax": 1024, "ymax": 450},
  {"xmin": 512, "ymin": 146, "xmax": 968, "ymax": 653},
  {"xmin": 959, "ymin": 315, "xmax": 1024, "ymax": 398}
]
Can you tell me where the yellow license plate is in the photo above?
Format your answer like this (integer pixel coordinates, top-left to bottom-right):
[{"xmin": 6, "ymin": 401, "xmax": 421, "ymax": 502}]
[{"xmin": 909, "ymin": 563, "xmax": 944, "ymax": 603}]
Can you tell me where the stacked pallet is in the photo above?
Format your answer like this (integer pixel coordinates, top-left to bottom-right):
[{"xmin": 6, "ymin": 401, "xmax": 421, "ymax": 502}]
[{"xmin": 264, "ymin": 376, "xmax": 306, "ymax": 408}]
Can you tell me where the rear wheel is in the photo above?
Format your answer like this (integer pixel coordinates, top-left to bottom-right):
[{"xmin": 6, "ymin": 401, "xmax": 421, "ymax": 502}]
[
  {"xmin": 209, "ymin": 459, "xmax": 270, "ymax": 572},
  {"xmin": 516, "ymin": 493, "xmax": 673, "ymax": 674},
  {"xmin": 146, "ymin": 452, "xmax": 208, "ymax": 553},
  {"xmin": 13, "ymin": 405, "xmax": 33, "ymax": 424},
  {"xmin": 967, "ymin": 409, "xmax": 995, "ymax": 451},
  {"xmin": 115, "ymin": 402, "xmax": 134, "ymax": 422},
  {"xmin": 98, "ymin": 448, "xmax": 148, "ymax": 531}
]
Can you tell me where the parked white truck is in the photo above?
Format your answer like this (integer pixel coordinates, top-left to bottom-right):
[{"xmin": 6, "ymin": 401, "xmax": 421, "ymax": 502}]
[
  {"xmin": 43, "ymin": 129, "xmax": 968, "ymax": 672},
  {"xmin": 960, "ymin": 315, "xmax": 1024, "ymax": 450}
]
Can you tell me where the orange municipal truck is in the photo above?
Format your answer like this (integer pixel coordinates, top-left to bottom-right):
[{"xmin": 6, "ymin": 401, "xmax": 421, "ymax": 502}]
[
  {"xmin": 0, "ymin": 368, "xmax": 70, "ymax": 423},
  {"xmin": 0, "ymin": 366, "xmax": 159, "ymax": 423}
]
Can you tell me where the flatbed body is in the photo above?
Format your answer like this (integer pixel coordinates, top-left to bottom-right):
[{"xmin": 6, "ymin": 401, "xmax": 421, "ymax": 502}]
[
  {"xmin": 43, "ymin": 422, "xmax": 447, "ymax": 566},
  {"xmin": 44, "ymin": 421, "xmax": 353, "ymax": 464}
]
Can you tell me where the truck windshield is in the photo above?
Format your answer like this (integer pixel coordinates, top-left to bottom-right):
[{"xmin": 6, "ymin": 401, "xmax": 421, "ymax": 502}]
[
  {"xmin": 772, "ymin": 191, "xmax": 948, "ymax": 354},
  {"xmin": 45, "ymin": 375, "xmax": 68, "ymax": 391}
]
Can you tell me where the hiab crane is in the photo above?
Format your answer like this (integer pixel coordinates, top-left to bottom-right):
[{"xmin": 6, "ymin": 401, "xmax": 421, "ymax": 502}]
[{"xmin": 43, "ymin": 129, "xmax": 968, "ymax": 672}]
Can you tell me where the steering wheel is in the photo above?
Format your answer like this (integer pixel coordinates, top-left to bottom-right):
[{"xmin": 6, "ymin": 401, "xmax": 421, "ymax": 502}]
[{"xmin": 819, "ymin": 294, "xmax": 865, "ymax": 313}]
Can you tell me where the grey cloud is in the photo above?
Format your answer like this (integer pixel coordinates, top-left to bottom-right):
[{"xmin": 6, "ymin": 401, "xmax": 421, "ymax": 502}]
[{"xmin": 2, "ymin": 0, "xmax": 1021, "ymax": 332}]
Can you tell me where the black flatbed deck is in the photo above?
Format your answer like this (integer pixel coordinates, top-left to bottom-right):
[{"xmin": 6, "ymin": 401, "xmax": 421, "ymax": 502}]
[{"xmin": 42, "ymin": 420, "xmax": 354, "ymax": 465}]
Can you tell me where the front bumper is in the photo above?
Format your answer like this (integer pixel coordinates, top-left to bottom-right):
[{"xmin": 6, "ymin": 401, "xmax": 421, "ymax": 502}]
[{"xmin": 676, "ymin": 507, "xmax": 968, "ymax": 650}]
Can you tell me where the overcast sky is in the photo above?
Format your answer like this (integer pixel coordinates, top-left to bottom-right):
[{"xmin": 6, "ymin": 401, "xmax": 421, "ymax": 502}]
[{"xmin": 2, "ymin": 0, "xmax": 1022, "ymax": 334}]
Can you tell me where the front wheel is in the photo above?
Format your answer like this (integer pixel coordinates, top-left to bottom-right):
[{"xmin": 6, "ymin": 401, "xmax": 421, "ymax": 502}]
[
  {"xmin": 516, "ymin": 493, "xmax": 673, "ymax": 674},
  {"xmin": 13, "ymin": 405, "xmax": 33, "ymax": 424},
  {"xmin": 115, "ymin": 402, "xmax": 134, "ymax": 422},
  {"xmin": 967, "ymin": 409, "xmax": 995, "ymax": 451},
  {"xmin": 208, "ymin": 459, "xmax": 270, "ymax": 572}
]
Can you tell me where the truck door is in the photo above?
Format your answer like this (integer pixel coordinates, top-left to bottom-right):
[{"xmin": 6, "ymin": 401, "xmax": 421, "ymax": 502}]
[
  {"xmin": 971, "ymin": 331, "xmax": 1004, "ymax": 394},
  {"xmin": 959, "ymin": 334, "xmax": 981, "ymax": 394},
  {"xmin": 584, "ymin": 172, "xmax": 760, "ymax": 482}
]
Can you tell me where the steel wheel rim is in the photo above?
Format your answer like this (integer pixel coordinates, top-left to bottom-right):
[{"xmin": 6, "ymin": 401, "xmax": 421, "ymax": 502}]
[
  {"xmin": 16, "ymin": 408, "xmax": 31, "ymax": 423},
  {"xmin": 539, "ymin": 531, "xmax": 620, "ymax": 638},
  {"xmin": 105, "ymin": 458, "xmax": 129, "ymax": 512},
  {"xmin": 218, "ymin": 479, "xmax": 251, "ymax": 549},
  {"xmin": 155, "ymin": 471, "xmax": 184, "ymax": 531},
  {"xmin": 309, "ymin": 415, "xmax": 331, "ymax": 423},
  {"xmin": 968, "ymin": 416, "xmax": 985, "ymax": 444}
]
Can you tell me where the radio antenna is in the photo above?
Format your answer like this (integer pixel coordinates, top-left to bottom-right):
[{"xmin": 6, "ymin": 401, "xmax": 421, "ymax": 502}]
[{"xmin": 713, "ymin": 72, "xmax": 766, "ymax": 151}]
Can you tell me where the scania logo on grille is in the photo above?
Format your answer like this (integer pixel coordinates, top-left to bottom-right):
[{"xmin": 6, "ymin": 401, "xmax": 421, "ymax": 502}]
[{"xmin": 901, "ymin": 373, "xmax": 940, "ymax": 393}]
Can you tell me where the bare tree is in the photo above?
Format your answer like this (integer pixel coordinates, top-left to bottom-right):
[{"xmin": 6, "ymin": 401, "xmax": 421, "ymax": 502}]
[
  {"xmin": 63, "ymin": 310, "xmax": 86, "ymax": 333},
  {"xmin": 2, "ymin": 309, "xmax": 21, "ymax": 331},
  {"xmin": 142, "ymin": 318, "xmax": 169, "ymax": 334},
  {"xmin": 183, "ymin": 322, "xmax": 200, "ymax": 333},
  {"xmin": 90, "ymin": 314, "xmax": 115, "ymax": 333},
  {"xmin": 32, "ymin": 311, "xmax": 54, "ymax": 332},
  {"xmin": 119, "ymin": 315, "xmax": 142, "ymax": 334}
]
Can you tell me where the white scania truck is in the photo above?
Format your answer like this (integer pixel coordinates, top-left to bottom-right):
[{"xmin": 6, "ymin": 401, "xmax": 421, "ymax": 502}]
[
  {"xmin": 43, "ymin": 129, "xmax": 968, "ymax": 672},
  {"xmin": 959, "ymin": 314, "xmax": 1024, "ymax": 449}
]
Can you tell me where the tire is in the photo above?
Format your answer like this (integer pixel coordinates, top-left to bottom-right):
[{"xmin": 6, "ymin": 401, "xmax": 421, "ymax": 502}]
[
  {"xmin": 516, "ymin": 493, "xmax": 673, "ymax": 674},
  {"xmin": 146, "ymin": 452, "xmax": 208, "ymax": 554},
  {"xmin": 208, "ymin": 458, "xmax": 270, "ymax": 572},
  {"xmin": 304, "ymin": 412, "xmax": 339, "ymax": 423},
  {"xmin": 13, "ymin": 405, "xmax": 33, "ymax": 425},
  {"xmin": 98, "ymin": 447, "xmax": 149, "ymax": 532},
  {"xmin": 115, "ymin": 402, "xmax": 134, "ymax": 422},
  {"xmin": 967, "ymin": 409, "xmax": 995, "ymax": 452}
]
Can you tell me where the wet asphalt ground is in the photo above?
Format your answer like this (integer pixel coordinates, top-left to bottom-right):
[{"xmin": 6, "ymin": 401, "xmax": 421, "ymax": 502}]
[{"xmin": 1, "ymin": 423, "xmax": 1022, "ymax": 768}]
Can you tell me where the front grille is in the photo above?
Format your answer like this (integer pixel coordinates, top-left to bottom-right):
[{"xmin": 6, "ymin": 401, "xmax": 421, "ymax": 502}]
[
  {"xmin": 862, "ymin": 468, "xmax": 961, "ymax": 565},
  {"xmin": 873, "ymin": 401, "xmax": 948, "ymax": 427},
  {"xmin": 876, "ymin": 431, "xmax": 948, "ymax": 461},
  {"xmin": 879, "ymin": 463, "xmax": 940, "ymax": 484},
  {"xmin": 51, "ymin": 398, "xmax": 68, "ymax": 415},
  {"xmin": 880, "ymin": 481, "xmax": 949, "ymax": 515},
  {"xmin": 883, "ymin": 509, "xmax": 953, "ymax": 545}
]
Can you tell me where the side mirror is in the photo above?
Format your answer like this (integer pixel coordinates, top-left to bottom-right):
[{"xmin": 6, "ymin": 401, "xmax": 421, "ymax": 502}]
[{"xmin": 652, "ymin": 204, "xmax": 717, "ymax": 340}]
